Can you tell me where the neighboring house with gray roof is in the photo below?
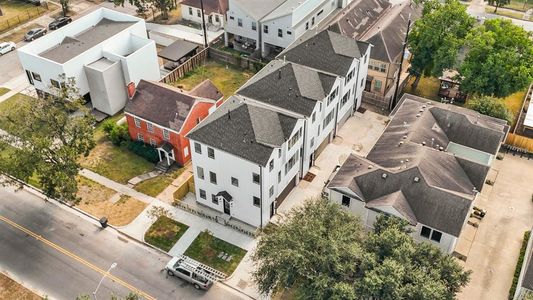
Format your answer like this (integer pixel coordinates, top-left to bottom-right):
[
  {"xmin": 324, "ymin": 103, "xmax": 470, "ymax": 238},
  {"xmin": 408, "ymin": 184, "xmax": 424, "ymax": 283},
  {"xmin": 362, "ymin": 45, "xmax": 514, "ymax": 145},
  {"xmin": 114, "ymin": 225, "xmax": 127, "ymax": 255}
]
[
  {"xmin": 181, "ymin": 0, "xmax": 229, "ymax": 28},
  {"xmin": 17, "ymin": 8, "xmax": 160, "ymax": 116},
  {"xmin": 224, "ymin": 0, "xmax": 351, "ymax": 57},
  {"xmin": 187, "ymin": 96, "xmax": 304, "ymax": 227},
  {"xmin": 514, "ymin": 228, "xmax": 533, "ymax": 300},
  {"xmin": 326, "ymin": 94, "xmax": 508, "ymax": 253}
]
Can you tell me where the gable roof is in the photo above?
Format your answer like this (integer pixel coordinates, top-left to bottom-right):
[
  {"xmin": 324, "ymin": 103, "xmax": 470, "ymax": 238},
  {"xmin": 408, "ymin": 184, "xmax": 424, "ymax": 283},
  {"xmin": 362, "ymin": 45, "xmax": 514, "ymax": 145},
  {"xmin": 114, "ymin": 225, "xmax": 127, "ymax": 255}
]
[
  {"xmin": 231, "ymin": 0, "xmax": 286, "ymax": 20},
  {"xmin": 181, "ymin": 0, "xmax": 229, "ymax": 15},
  {"xmin": 280, "ymin": 29, "xmax": 369, "ymax": 77},
  {"xmin": 328, "ymin": 94, "xmax": 509, "ymax": 237},
  {"xmin": 237, "ymin": 60, "xmax": 336, "ymax": 116},
  {"xmin": 187, "ymin": 96, "xmax": 299, "ymax": 166},
  {"xmin": 325, "ymin": 0, "xmax": 391, "ymax": 39},
  {"xmin": 363, "ymin": 3, "xmax": 421, "ymax": 63},
  {"xmin": 188, "ymin": 79, "xmax": 223, "ymax": 101},
  {"xmin": 124, "ymin": 80, "xmax": 203, "ymax": 132}
]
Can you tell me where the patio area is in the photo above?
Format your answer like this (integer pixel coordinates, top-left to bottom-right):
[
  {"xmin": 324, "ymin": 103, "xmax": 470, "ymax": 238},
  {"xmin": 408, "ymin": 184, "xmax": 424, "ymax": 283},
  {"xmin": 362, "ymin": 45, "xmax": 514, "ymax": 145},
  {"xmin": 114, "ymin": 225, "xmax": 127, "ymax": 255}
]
[{"xmin": 274, "ymin": 110, "xmax": 389, "ymax": 218}]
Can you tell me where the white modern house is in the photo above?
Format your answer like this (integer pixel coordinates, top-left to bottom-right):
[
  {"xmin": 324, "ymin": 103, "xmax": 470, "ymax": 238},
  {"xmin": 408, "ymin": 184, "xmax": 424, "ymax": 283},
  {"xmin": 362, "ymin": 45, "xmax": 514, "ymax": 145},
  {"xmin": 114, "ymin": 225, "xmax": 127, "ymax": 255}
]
[
  {"xmin": 326, "ymin": 94, "xmax": 509, "ymax": 253},
  {"xmin": 188, "ymin": 28, "xmax": 370, "ymax": 227},
  {"xmin": 224, "ymin": 0, "xmax": 349, "ymax": 57},
  {"xmin": 17, "ymin": 8, "xmax": 160, "ymax": 116},
  {"xmin": 181, "ymin": 0, "xmax": 228, "ymax": 28}
]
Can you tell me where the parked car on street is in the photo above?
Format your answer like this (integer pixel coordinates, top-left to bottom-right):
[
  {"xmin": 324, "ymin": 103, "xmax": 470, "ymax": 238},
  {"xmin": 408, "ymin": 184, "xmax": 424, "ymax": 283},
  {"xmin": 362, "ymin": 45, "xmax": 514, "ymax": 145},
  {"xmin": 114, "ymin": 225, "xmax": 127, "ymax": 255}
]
[
  {"xmin": 24, "ymin": 28, "xmax": 47, "ymax": 41},
  {"xmin": 165, "ymin": 255, "xmax": 225, "ymax": 290},
  {"xmin": 27, "ymin": 0, "xmax": 41, "ymax": 5},
  {"xmin": 0, "ymin": 42, "xmax": 16, "ymax": 55},
  {"xmin": 48, "ymin": 16, "xmax": 72, "ymax": 30}
]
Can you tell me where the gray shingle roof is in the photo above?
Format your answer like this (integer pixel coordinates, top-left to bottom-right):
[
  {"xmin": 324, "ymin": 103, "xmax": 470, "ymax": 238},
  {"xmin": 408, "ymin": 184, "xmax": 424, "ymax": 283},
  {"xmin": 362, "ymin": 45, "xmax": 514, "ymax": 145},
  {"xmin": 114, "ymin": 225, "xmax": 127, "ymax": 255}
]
[
  {"xmin": 187, "ymin": 96, "xmax": 298, "ymax": 166},
  {"xmin": 326, "ymin": 0, "xmax": 391, "ymax": 39},
  {"xmin": 237, "ymin": 60, "xmax": 336, "ymax": 116},
  {"xmin": 279, "ymin": 30, "xmax": 369, "ymax": 77},
  {"xmin": 124, "ymin": 80, "xmax": 199, "ymax": 132},
  {"xmin": 328, "ymin": 94, "xmax": 509, "ymax": 237},
  {"xmin": 40, "ymin": 18, "xmax": 135, "ymax": 63}
]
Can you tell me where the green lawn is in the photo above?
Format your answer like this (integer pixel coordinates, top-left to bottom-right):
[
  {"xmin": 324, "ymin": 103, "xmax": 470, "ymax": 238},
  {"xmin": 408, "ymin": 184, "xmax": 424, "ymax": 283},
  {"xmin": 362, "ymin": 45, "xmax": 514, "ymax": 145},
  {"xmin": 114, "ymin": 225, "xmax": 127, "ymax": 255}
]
[
  {"xmin": 134, "ymin": 167, "xmax": 185, "ymax": 197},
  {"xmin": 500, "ymin": 0, "xmax": 533, "ymax": 11},
  {"xmin": 0, "ymin": 88, "xmax": 10, "ymax": 97},
  {"xmin": 80, "ymin": 113, "xmax": 155, "ymax": 184},
  {"xmin": 0, "ymin": 93, "xmax": 35, "ymax": 134},
  {"xmin": 184, "ymin": 231, "xmax": 247, "ymax": 275},
  {"xmin": 0, "ymin": 1, "xmax": 59, "ymax": 34},
  {"xmin": 144, "ymin": 216, "xmax": 189, "ymax": 252},
  {"xmin": 402, "ymin": 76, "xmax": 442, "ymax": 102},
  {"xmin": 170, "ymin": 61, "xmax": 254, "ymax": 99},
  {"xmin": 503, "ymin": 90, "xmax": 527, "ymax": 127}
]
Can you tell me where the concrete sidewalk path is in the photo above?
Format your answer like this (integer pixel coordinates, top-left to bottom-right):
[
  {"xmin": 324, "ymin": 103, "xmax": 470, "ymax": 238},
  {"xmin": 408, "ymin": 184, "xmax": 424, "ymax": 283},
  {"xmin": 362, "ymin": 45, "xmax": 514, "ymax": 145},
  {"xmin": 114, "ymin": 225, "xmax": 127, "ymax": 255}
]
[{"xmin": 168, "ymin": 227, "xmax": 202, "ymax": 256}]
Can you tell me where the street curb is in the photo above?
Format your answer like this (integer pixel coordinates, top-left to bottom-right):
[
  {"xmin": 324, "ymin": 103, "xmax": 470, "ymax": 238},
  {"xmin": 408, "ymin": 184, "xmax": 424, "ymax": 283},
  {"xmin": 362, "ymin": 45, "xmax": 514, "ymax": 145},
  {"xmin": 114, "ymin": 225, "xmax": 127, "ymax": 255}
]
[{"xmin": 8, "ymin": 177, "xmax": 259, "ymax": 300}]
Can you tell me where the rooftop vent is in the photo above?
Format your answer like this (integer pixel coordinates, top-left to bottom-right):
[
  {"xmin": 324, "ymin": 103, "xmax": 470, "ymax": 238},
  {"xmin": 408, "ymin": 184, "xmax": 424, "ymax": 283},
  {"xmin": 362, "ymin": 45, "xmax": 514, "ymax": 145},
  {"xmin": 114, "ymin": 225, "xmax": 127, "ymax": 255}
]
[
  {"xmin": 398, "ymin": 141, "xmax": 404, "ymax": 146},
  {"xmin": 422, "ymin": 105, "xmax": 427, "ymax": 108},
  {"xmin": 416, "ymin": 113, "xmax": 421, "ymax": 118},
  {"xmin": 439, "ymin": 146, "xmax": 444, "ymax": 151},
  {"xmin": 382, "ymin": 173, "xmax": 388, "ymax": 179},
  {"xmin": 414, "ymin": 176, "xmax": 420, "ymax": 182},
  {"xmin": 368, "ymin": 165, "xmax": 373, "ymax": 169},
  {"xmin": 403, "ymin": 135, "xmax": 408, "ymax": 139},
  {"xmin": 422, "ymin": 141, "xmax": 426, "ymax": 146}
]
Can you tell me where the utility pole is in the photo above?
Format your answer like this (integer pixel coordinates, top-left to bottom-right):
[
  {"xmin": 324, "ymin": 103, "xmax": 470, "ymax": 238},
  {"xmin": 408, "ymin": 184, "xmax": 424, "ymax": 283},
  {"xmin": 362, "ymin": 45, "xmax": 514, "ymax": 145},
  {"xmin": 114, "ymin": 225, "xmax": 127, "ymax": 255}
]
[
  {"xmin": 200, "ymin": 0, "xmax": 208, "ymax": 48},
  {"xmin": 391, "ymin": 15, "xmax": 412, "ymax": 111}
]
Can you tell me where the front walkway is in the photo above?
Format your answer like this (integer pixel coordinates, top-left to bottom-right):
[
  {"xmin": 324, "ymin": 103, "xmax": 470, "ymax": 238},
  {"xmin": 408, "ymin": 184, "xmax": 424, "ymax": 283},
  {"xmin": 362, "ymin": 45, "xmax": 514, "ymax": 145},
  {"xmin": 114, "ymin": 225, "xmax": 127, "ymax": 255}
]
[
  {"xmin": 275, "ymin": 110, "xmax": 388, "ymax": 217},
  {"xmin": 168, "ymin": 227, "xmax": 202, "ymax": 256}
]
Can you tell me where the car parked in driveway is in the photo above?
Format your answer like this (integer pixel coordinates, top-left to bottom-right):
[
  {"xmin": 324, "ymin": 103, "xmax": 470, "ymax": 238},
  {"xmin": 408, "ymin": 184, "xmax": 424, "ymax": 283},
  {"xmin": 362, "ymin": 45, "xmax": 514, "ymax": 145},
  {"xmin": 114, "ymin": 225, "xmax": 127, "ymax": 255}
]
[
  {"xmin": 0, "ymin": 42, "xmax": 16, "ymax": 55},
  {"xmin": 49, "ymin": 16, "xmax": 72, "ymax": 30},
  {"xmin": 24, "ymin": 28, "xmax": 47, "ymax": 41}
]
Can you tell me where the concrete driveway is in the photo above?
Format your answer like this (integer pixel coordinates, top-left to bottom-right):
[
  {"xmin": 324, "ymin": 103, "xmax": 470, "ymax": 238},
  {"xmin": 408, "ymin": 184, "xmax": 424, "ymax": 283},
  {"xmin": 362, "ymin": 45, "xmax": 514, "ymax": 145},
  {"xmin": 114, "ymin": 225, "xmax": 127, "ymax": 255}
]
[
  {"xmin": 275, "ymin": 110, "xmax": 388, "ymax": 217},
  {"xmin": 457, "ymin": 153, "xmax": 533, "ymax": 300}
]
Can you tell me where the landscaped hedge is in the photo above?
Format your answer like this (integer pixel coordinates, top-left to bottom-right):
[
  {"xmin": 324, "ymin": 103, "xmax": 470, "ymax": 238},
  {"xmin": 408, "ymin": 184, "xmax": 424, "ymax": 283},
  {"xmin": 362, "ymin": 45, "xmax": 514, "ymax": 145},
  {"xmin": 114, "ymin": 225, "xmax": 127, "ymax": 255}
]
[
  {"xmin": 124, "ymin": 140, "xmax": 159, "ymax": 163},
  {"xmin": 509, "ymin": 231, "xmax": 531, "ymax": 299}
]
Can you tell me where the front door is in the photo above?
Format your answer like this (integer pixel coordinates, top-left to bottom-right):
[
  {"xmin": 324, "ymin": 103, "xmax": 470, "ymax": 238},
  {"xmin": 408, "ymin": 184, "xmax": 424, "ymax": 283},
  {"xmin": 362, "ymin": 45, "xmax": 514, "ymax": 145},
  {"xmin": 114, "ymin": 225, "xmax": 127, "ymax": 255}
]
[{"xmin": 223, "ymin": 198, "xmax": 231, "ymax": 215}]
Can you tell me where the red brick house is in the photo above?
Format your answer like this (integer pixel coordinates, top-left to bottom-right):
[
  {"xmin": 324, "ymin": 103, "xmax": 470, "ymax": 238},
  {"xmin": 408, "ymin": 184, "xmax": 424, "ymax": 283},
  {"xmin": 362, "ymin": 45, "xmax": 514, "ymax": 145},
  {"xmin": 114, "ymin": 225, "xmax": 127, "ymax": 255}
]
[{"xmin": 125, "ymin": 79, "xmax": 223, "ymax": 166}]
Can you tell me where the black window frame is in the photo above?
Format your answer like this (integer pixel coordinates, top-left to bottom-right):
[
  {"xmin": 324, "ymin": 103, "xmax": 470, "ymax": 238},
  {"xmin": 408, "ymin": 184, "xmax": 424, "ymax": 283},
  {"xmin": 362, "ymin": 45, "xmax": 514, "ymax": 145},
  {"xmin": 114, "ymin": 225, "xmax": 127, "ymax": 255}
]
[
  {"xmin": 421, "ymin": 226, "xmax": 431, "ymax": 239},
  {"xmin": 32, "ymin": 72, "xmax": 42, "ymax": 82},
  {"xmin": 253, "ymin": 196, "xmax": 260, "ymax": 207},
  {"xmin": 278, "ymin": 28, "xmax": 283, "ymax": 38},
  {"xmin": 209, "ymin": 171, "xmax": 217, "ymax": 184},
  {"xmin": 199, "ymin": 189, "xmax": 206, "ymax": 199},
  {"xmin": 231, "ymin": 177, "xmax": 239, "ymax": 187},
  {"xmin": 431, "ymin": 230, "xmax": 442, "ymax": 243},
  {"xmin": 341, "ymin": 195, "xmax": 350, "ymax": 207},
  {"xmin": 212, "ymin": 194, "xmax": 219, "ymax": 204},
  {"xmin": 252, "ymin": 173, "xmax": 260, "ymax": 184},
  {"xmin": 207, "ymin": 147, "xmax": 215, "ymax": 159},
  {"xmin": 50, "ymin": 79, "xmax": 60, "ymax": 88},
  {"xmin": 263, "ymin": 25, "xmax": 269, "ymax": 34},
  {"xmin": 194, "ymin": 142, "xmax": 202, "ymax": 154},
  {"xmin": 197, "ymin": 166, "xmax": 204, "ymax": 179}
]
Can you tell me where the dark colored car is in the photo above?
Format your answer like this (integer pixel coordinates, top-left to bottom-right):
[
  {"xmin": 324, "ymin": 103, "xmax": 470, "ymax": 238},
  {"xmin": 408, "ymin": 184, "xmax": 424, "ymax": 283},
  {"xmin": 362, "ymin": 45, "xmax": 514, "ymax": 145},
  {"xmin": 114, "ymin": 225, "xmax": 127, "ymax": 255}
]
[
  {"xmin": 24, "ymin": 27, "xmax": 47, "ymax": 41},
  {"xmin": 27, "ymin": 0, "xmax": 41, "ymax": 6},
  {"xmin": 48, "ymin": 16, "xmax": 72, "ymax": 30}
]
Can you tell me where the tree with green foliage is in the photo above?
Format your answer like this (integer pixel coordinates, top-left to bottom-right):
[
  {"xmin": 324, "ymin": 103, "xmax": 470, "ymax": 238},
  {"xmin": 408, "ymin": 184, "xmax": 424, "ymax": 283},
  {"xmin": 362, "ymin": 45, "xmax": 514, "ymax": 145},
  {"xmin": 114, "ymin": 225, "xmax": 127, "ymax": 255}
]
[
  {"xmin": 466, "ymin": 96, "xmax": 512, "ymax": 123},
  {"xmin": 408, "ymin": 0, "xmax": 475, "ymax": 88},
  {"xmin": 114, "ymin": 0, "xmax": 175, "ymax": 19},
  {"xmin": 459, "ymin": 18, "xmax": 533, "ymax": 98},
  {"xmin": 251, "ymin": 198, "xmax": 471, "ymax": 299},
  {"xmin": 0, "ymin": 75, "xmax": 95, "ymax": 203},
  {"xmin": 488, "ymin": 0, "xmax": 511, "ymax": 13},
  {"xmin": 59, "ymin": 0, "xmax": 70, "ymax": 16}
]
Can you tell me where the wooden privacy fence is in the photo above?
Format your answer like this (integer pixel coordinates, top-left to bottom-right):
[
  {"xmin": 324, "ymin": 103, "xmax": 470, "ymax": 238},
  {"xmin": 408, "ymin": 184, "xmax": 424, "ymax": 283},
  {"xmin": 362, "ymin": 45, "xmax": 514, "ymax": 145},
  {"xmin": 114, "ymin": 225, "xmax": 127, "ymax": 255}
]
[
  {"xmin": 208, "ymin": 47, "xmax": 266, "ymax": 72},
  {"xmin": 506, "ymin": 133, "xmax": 533, "ymax": 153},
  {"xmin": 159, "ymin": 47, "xmax": 209, "ymax": 84},
  {"xmin": 0, "ymin": 5, "xmax": 51, "ymax": 33}
]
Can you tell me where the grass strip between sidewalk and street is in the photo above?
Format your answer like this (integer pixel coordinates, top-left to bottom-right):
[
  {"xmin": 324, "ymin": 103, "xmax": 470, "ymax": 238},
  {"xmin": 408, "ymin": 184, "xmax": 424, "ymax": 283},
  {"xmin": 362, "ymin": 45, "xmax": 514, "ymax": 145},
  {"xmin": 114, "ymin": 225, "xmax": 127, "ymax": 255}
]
[
  {"xmin": 144, "ymin": 215, "xmax": 189, "ymax": 252},
  {"xmin": 0, "ymin": 272, "xmax": 42, "ymax": 300}
]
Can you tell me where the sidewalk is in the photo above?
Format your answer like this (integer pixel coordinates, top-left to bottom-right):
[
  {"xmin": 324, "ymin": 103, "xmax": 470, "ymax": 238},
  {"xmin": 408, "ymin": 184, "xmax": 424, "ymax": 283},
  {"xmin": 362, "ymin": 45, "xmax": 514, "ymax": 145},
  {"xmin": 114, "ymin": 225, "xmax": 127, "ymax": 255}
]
[{"xmin": 168, "ymin": 227, "xmax": 201, "ymax": 256}]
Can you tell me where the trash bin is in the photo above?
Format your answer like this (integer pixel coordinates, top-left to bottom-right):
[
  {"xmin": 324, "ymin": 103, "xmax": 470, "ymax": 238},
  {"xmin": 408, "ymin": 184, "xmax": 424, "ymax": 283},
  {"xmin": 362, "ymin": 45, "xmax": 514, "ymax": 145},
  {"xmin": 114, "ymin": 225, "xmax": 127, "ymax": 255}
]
[{"xmin": 99, "ymin": 217, "xmax": 108, "ymax": 228}]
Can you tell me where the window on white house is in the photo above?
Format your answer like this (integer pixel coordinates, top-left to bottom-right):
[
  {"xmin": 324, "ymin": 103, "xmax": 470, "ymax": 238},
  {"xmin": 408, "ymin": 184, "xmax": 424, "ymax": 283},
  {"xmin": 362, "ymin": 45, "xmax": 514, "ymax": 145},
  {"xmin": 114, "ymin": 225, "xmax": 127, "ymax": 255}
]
[
  {"xmin": 287, "ymin": 30, "xmax": 292, "ymax": 35},
  {"xmin": 137, "ymin": 133, "xmax": 144, "ymax": 142},
  {"xmin": 327, "ymin": 87, "xmax": 338, "ymax": 105},
  {"xmin": 284, "ymin": 151, "xmax": 299, "ymax": 174},
  {"xmin": 253, "ymin": 196, "xmax": 260, "ymax": 207},
  {"xmin": 134, "ymin": 117, "xmax": 141, "ymax": 128},
  {"xmin": 32, "ymin": 72, "xmax": 41, "ymax": 82},
  {"xmin": 323, "ymin": 110, "xmax": 334, "ymax": 128},
  {"xmin": 149, "ymin": 138, "xmax": 156, "ymax": 146},
  {"xmin": 199, "ymin": 189, "xmax": 206, "ymax": 199},
  {"xmin": 278, "ymin": 149, "xmax": 281, "ymax": 158},
  {"xmin": 269, "ymin": 160, "xmax": 274, "ymax": 172},
  {"xmin": 341, "ymin": 195, "xmax": 350, "ymax": 207},
  {"xmin": 147, "ymin": 122, "xmax": 154, "ymax": 133},
  {"xmin": 311, "ymin": 17, "xmax": 315, "ymax": 25},
  {"xmin": 194, "ymin": 142, "xmax": 202, "ymax": 154},
  {"xmin": 269, "ymin": 186, "xmax": 274, "ymax": 197},
  {"xmin": 317, "ymin": 9, "xmax": 323, "ymax": 17},
  {"xmin": 341, "ymin": 90, "xmax": 350, "ymax": 107},
  {"xmin": 50, "ymin": 79, "xmax": 60, "ymax": 88},
  {"xmin": 361, "ymin": 77, "xmax": 364, "ymax": 88},
  {"xmin": 215, "ymin": 15, "xmax": 220, "ymax": 22},
  {"xmin": 252, "ymin": 22, "xmax": 257, "ymax": 31},
  {"xmin": 310, "ymin": 137, "xmax": 314, "ymax": 148},
  {"xmin": 253, "ymin": 173, "xmax": 260, "ymax": 184},
  {"xmin": 231, "ymin": 177, "xmax": 239, "ymax": 187},
  {"xmin": 305, "ymin": 22, "xmax": 309, "ymax": 30},
  {"xmin": 278, "ymin": 29, "xmax": 283, "ymax": 38},
  {"xmin": 210, "ymin": 171, "xmax": 217, "ymax": 184},
  {"xmin": 197, "ymin": 9, "xmax": 201, "ymax": 17},
  {"xmin": 163, "ymin": 129, "xmax": 170, "ymax": 141},
  {"xmin": 230, "ymin": 16, "xmax": 234, "ymax": 20},
  {"xmin": 26, "ymin": 70, "xmax": 34, "ymax": 85},
  {"xmin": 238, "ymin": 18, "xmax": 242, "ymax": 27},
  {"xmin": 278, "ymin": 171, "xmax": 281, "ymax": 183},
  {"xmin": 212, "ymin": 194, "xmax": 219, "ymax": 204},
  {"xmin": 197, "ymin": 166, "xmax": 204, "ymax": 179},
  {"xmin": 431, "ymin": 230, "xmax": 442, "ymax": 242},
  {"xmin": 263, "ymin": 25, "xmax": 269, "ymax": 34},
  {"xmin": 287, "ymin": 128, "xmax": 302, "ymax": 150},
  {"xmin": 189, "ymin": 7, "xmax": 193, "ymax": 15},
  {"xmin": 208, "ymin": 147, "xmax": 215, "ymax": 159},
  {"xmin": 420, "ymin": 226, "xmax": 431, "ymax": 239}
]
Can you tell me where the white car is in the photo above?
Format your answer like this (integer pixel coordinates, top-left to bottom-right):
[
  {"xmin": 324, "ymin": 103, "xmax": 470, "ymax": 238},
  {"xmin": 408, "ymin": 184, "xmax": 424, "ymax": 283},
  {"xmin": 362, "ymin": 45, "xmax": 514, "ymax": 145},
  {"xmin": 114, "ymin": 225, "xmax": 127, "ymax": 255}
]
[{"xmin": 0, "ymin": 42, "xmax": 16, "ymax": 55}]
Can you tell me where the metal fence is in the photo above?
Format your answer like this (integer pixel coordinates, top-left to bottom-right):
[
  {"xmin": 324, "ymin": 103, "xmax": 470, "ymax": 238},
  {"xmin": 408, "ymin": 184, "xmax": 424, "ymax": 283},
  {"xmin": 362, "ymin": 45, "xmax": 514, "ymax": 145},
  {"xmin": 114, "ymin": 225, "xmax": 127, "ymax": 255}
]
[{"xmin": 0, "ymin": 5, "xmax": 51, "ymax": 33}]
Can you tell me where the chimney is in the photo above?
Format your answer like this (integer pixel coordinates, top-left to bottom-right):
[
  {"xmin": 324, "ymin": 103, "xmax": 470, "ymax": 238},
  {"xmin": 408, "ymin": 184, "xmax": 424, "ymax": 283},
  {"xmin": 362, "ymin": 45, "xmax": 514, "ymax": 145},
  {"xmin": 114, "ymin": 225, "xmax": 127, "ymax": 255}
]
[{"xmin": 127, "ymin": 82, "xmax": 136, "ymax": 99}]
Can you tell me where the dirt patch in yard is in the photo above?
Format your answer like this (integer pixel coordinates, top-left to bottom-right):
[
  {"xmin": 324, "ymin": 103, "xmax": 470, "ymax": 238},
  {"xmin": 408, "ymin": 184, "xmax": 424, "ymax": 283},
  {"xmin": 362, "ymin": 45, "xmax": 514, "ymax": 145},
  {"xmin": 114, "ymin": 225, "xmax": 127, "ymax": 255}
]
[
  {"xmin": 76, "ymin": 177, "xmax": 147, "ymax": 226},
  {"xmin": 0, "ymin": 272, "xmax": 42, "ymax": 300}
]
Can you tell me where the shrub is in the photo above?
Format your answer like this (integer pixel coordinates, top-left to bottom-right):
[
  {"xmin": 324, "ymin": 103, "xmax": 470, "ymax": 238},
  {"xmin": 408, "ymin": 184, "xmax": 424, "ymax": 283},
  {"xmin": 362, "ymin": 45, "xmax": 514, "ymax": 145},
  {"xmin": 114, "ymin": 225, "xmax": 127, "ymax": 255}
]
[
  {"xmin": 124, "ymin": 140, "xmax": 159, "ymax": 163},
  {"xmin": 102, "ymin": 119, "xmax": 129, "ymax": 146},
  {"xmin": 466, "ymin": 96, "xmax": 512, "ymax": 123},
  {"xmin": 509, "ymin": 231, "xmax": 531, "ymax": 299}
]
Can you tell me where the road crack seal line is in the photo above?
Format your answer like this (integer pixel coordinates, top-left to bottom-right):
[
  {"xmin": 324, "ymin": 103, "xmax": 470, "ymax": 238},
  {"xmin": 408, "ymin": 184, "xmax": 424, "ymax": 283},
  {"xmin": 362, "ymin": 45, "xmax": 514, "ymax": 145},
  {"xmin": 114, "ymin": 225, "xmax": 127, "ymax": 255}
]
[{"xmin": 0, "ymin": 215, "xmax": 156, "ymax": 300}]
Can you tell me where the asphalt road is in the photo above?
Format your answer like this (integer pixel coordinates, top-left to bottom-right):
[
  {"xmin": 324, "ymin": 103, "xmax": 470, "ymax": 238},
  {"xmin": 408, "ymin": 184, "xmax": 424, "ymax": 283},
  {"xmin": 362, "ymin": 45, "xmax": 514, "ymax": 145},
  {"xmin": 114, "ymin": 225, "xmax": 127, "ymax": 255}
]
[
  {"xmin": 0, "ymin": 186, "xmax": 246, "ymax": 300},
  {"xmin": 0, "ymin": 47, "xmax": 24, "ymax": 86}
]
